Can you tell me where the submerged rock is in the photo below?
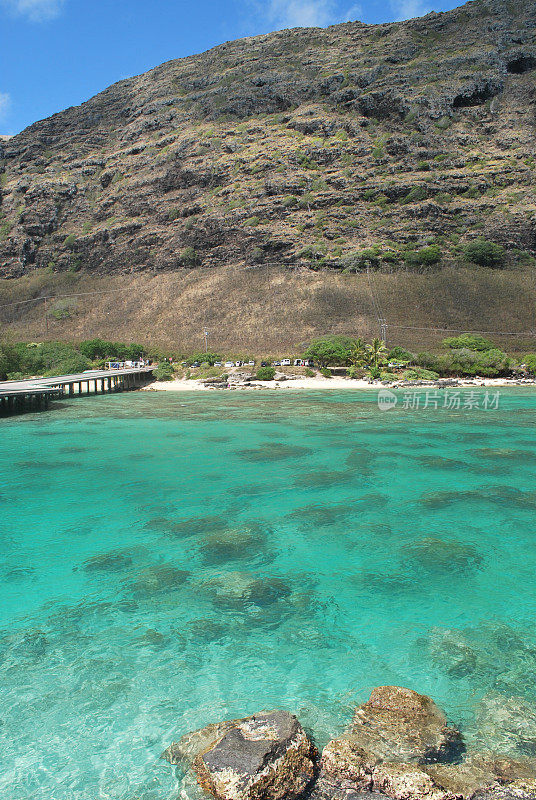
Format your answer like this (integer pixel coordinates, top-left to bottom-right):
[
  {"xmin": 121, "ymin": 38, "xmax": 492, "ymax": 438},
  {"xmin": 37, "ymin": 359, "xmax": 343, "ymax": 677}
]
[
  {"xmin": 348, "ymin": 686, "xmax": 464, "ymax": 765},
  {"xmin": 346, "ymin": 449, "xmax": 375, "ymax": 475},
  {"xmin": 237, "ymin": 443, "xmax": 312, "ymax": 462},
  {"xmin": 287, "ymin": 503, "xmax": 355, "ymax": 528},
  {"xmin": 125, "ymin": 563, "xmax": 189, "ymax": 598},
  {"xmin": 400, "ymin": 538, "xmax": 482, "ymax": 577},
  {"xmin": 472, "ymin": 782, "xmax": 536, "ymax": 799},
  {"xmin": 475, "ymin": 695, "xmax": 536, "ymax": 758},
  {"xmin": 245, "ymin": 577, "xmax": 292, "ymax": 607},
  {"xmin": 163, "ymin": 710, "xmax": 318, "ymax": 800},
  {"xmin": 187, "ymin": 618, "xmax": 229, "ymax": 643},
  {"xmin": 351, "ymin": 572, "xmax": 416, "ymax": 597},
  {"xmin": 200, "ymin": 524, "xmax": 268, "ymax": 564},
  {"xmin": 145, "ymin": 514, "xmax": 226, "ymax": 538},
  {"xmin": 294, "ymin": 470, "xmax": 353, "ymax": 489},
  {"xmin": 426, "ymin": 753, "xmax": 536, "ymax": 799},
  {"xmin": 8, "ymin": 629, "xmax": 48, "ymax": 660},
  {"xmin": 427, "ymin": 628, "xmax": 479, "ymax": 678},
  {"xmin": 201, "ymin": 571, "xmax": 292, "ymax": 612},
  {"xmin": 81, "ymin": 550, "xmax": 133, "ymax": 573}
]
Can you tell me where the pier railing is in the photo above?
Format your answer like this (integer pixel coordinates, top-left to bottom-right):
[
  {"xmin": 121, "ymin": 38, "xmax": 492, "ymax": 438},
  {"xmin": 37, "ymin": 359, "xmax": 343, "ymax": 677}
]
[{"xmin": 0, "ymin": 365, "xmax": 155, "ymax": 416}]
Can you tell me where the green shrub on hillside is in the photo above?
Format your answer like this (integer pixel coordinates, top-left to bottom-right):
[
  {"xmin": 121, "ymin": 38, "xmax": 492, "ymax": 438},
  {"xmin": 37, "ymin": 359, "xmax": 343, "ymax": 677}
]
[
  {"xmin": 154, "ymin": 361, "xmax": 174, "ymax": 381},
  {"xmin": 181, "ymin": 246, "xmax": 200, "ymax": 266},
  {"xmin": 415, "ymin": 352, "xmax": 447, "ymax": 374},
  {"xmin": 404, "ymin": 244, "xmax": 441, "ymax": 267},
  {"xmin": 282, "ymin": 195, "xmax": 298, "ymax": 208},
  {"xmin": 401, "ymin": 186, "xmax": 428, "ymax": 204},
  {"xmin": 186, "ymin": 351, "xmax": 222, "ymax": 366},
  {"xmin": 416, "ymin": 346, "xmax": 512, "ymax": 377},
  {"xmin": 524, "ymin": 355, "xmax": 536, "ymax": 375},
  {"xmin": 379, "ymin": 371, "xmax": 399, "ymax": 381},
  {"xmin": 464, "ymin": 239, "xmax": 506, "ymax": 268},
  {"xmin": 0, "ymin": 220, "xmax": 13, "ymax": 241},
  {"xmin": 402, "ymin": 367, "xmax": 439, "ymax": 381},
  {"xmin": 304, "ymin": 335, "xmax": 356, "ymax": 367},
  {"xmin": 0, "ymin": 343, "xmax": 21, "ymax": 380},
  {"xmin": 63, "ymin": 234, "xmax": 77, "ymax": 250},
  {"xmin": 442, "ymin": 334, "xmax": 495, "ymax": 351},
  {"xmin": 79, "ymin": 339, "xmax": 146, "ymax": 360},
  {"xmin": 450, "ymin": 348, "xmax": 512, "ymax": 377},
  {"xmin": 22, "ymin": 341, "xmax": 90, "ymax": 376},
  {"xmin": 389, "ymin": 346, "xmax": 414, "ymax": 362},
  {"xmin": 341, "ymin": 247, "xmax": 381, "ymax": 272},
  {"xmin": 255, "ymin": 366, "xmax": 276, "ymax": 380}
]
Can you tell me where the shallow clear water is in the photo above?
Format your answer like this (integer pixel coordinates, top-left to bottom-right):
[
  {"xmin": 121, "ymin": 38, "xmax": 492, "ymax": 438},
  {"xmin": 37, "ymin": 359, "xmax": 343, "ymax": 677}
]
[{"xmin": 1, "ymin": 388, "xmax": 536, "ymax": 799}]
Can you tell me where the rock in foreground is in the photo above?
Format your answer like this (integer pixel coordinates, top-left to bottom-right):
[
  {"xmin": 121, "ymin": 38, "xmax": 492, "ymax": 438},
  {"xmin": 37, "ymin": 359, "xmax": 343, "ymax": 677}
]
[
  {"xmin": 349, "ymin": 686, "xmax": 464, "ymax": 765},
  {"xmin": 164, "ymin": 688, "xmax": 536, "ymax": 800},
  {"xmin": 163, "ymin": 709, "xmax": 317, "ymax": 800}
]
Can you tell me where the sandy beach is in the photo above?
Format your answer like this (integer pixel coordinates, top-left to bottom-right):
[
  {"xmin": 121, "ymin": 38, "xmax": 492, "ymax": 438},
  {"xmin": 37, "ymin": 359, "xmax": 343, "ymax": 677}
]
[{"xmin": 142, "ymin": 375, "xmax": 536, "ymax": 392}]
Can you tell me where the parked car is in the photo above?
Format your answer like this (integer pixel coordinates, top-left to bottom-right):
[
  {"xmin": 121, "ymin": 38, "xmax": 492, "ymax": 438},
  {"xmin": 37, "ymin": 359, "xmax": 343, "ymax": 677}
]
[
  {"xmin": 191, "ymin": 362, "xmax": 200, "ymax": 368},
  {"xmin": 247, "ymin": 360, "xmax": 255, "ymax": 366},
  {"xmin": 225, "ymin": 361, "xmax": 234, "ymax": 368},
  {"xmin": 273, "ymin": 361, "xmax": 281, "ymax": 367},
  {"xmin": 235, "ymin": 361, "xmax": 244, "ymax": 367},
  {"xmin": 281, "ymin": 359, "xmax": 291, "ymax": 367},
  {"xmin": 214, "ymin": 362, "xmax": 223, "ymax": 367}
]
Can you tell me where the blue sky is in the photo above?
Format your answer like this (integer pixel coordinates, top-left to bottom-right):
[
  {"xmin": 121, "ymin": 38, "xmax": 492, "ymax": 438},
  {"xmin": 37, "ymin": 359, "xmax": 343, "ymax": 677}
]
[{"xmin": 1, "ymin": 0, "xmax": 462, "ymax": 135}]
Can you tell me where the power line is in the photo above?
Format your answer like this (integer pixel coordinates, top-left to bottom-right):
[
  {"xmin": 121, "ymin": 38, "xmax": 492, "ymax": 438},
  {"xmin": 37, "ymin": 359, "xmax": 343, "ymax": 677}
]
[
  {"xmin": 366, "ymin": 267, "xmax": 388, "ymax": 342},
  {"xmin": 0, "ymin": 288, "xmax": 122, "ymax": 310},
  {"xmin": 387, "ymin": 324, "xmax": 536, "ymax": 338}
]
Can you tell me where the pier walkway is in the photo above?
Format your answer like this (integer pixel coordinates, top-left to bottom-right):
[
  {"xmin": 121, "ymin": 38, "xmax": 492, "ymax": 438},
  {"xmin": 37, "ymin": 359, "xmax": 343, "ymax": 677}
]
[{"xmin": 0, "ymin": 365, "xmax": 155, "ymax": 416}]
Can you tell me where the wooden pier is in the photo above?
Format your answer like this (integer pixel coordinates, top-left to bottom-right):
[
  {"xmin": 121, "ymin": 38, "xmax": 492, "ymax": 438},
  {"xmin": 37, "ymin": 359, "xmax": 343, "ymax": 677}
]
[{"xmin": 0, "ymin": 366, "xmax": 155, "ymax": 417}]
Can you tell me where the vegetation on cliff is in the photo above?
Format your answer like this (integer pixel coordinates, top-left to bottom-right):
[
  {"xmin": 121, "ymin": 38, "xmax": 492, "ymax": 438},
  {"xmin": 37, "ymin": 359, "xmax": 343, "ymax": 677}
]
[{"xmin": 0, "ymin": 0, "xmax": 535, "ymax": 280}]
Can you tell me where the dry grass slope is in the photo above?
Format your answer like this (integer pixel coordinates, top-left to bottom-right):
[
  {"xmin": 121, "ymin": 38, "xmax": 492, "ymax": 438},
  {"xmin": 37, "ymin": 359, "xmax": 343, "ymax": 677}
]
[{"xmin": 1, "ymin": 265, "xmax": 534, "ymax": 354}]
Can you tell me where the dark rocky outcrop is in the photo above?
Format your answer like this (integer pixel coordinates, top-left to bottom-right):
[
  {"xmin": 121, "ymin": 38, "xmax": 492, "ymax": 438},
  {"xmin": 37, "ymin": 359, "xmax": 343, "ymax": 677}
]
[{"xmin": 1, "ymin": 0, "xmax": 535, "ymax": 282}]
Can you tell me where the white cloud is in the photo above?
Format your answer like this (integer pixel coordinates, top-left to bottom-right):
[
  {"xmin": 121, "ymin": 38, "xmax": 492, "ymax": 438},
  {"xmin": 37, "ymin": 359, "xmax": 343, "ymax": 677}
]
[
  {"xmin": 391, "ymin": 0, "xmax": 432, "ymax": 21},
  {"xmin": 343, "ymin": 3, "xmax": 362, "ymax": 20},
  {"xmin": 0, "ymin": 92, "xmax": 11, "ymax": 121},
  {"xmin": 267, "ymin": 0, "xmax": 362, "ymax": 28},
  {"xmin": 2, "ymin": 0, "xmax": 65, "ymax": 22}
]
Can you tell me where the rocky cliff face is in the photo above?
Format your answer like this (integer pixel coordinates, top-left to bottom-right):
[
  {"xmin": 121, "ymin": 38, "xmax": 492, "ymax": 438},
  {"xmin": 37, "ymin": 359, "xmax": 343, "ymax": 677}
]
[{"xmin": 0, "ymin": 0, "xmax": 535, "ymax": 279}]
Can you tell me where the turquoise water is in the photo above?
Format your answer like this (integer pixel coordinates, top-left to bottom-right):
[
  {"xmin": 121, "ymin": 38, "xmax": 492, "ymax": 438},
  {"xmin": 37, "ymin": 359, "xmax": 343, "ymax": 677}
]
[{"xmin": 1, "ymin": 388, "xmax": 536, "ymax": 799}]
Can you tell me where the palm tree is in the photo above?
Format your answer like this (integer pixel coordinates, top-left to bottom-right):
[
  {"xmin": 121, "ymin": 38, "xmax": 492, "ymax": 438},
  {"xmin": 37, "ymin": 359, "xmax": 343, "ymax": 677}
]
[
  {"xmin": 366, "ymin": 338, "xmax": 388, "ymax": 370},
  {"xmin": 350, "ymin": 338, "xmax": 367, "ymax": 367}
]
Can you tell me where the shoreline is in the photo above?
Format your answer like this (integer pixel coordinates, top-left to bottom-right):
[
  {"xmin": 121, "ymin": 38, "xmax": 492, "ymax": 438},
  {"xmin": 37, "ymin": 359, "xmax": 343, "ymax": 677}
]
[{"xmin": 142, "ymin": 376, "xmax": 536, "ymax": 392}]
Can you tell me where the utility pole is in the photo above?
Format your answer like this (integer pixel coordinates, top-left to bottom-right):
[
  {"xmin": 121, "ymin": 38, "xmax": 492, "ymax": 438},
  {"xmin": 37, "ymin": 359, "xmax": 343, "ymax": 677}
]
[
  {"xmin": 44, "ymin": 296, "xmax": 49, "ymax": 337},
  {"xmin": 203, "ymin": 328, "xmax": 209, "ymax": 353},
  {"xmin": 380, "ymin": 321, "xmax": 388, "ymax": 345}
]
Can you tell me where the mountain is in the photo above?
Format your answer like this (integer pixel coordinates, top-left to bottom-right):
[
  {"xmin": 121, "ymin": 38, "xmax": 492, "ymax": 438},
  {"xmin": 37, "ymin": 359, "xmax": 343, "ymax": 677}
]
[{"xmin": 0, "ymin": 0, "xmax": 535, "ymax": 351}]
